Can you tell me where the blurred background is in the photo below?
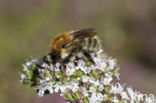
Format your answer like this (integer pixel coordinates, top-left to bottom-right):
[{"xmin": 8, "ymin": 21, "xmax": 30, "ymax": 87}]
[{"xmin": 0, "ymin": 0, "xmax": 156, "ymax": 103}]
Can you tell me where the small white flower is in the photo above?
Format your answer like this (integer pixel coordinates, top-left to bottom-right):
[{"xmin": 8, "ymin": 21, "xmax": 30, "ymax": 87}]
[
  {"xmin": 113, "ymin": 96, "xmax": 119, "ymax": 103},
  {"xmin": 92, "ymin": 51, "xmax": 107, "ymax": 72},
  {"xmin": 97, "ymin": 93, "xmax": 104, "ymax": 102},
  {"xmin": 145, "ymin": 94, "xmax": 155, "ymax": 103},
  {"xmin": 102, "ymin": 73, "xmax": 113, "ymax": 85},
  {"xmin": 38, "ymin": 68, "xmax": 44, "ymax": 74},
  {"xmin": 37, "ymin": 82, "xmax": 53, "ymax": 96},
  {"xmin": 103, "ymin": 76, "xmax": 112, "ymax": 85},
  {"xmin": 20, "ymin": 74, "xmax": 26, "ymax": 82},
  {"xmin": 98, "ymin": 61, "xmax": 107, "ymax": 71},
  {"xmin": 23, "ymin": 64, "xmax": 28, "ymax": 71},
  {"xmin": 45, "ymin": 77, "xmax": 52, "ymax": 81},
  {"xmin": 130, "ymin": 100, "xmax": 135, "ymax": 103},
  {"xmin": 81, "ymin": 87, "xmax": 89, "ymax": 97},
  {"xmin": 103, "ymin": 94, "xmax": 108, "ymax": 101},
  {"xmin": 54, "ymin": 67, "xmax": 60, "ymax": 72},
  {"xmin": 82, "ymin": 75, "xmax": 89, "ymax": 82},
  {"xmin": 105, "ymin": 72, "xmax": 113, "ymax": 77},
  {"xmin": 65, "ymin": 63, "xmax": 76, "ymax": 76},
  {"xmin": 66, "ymin": 66, "xmax": 75, "ymax": 76},
  {"xmin": 76, "ymin": 60, "xmax": 91, "ymax": 74},
  {"xmin": 89, "ymin": 77, "xmax": 100, "ymax": 86},
  {"xmin": 42, "ymin": 63, "xmax": 49, "ymax": 68},
  {"xmin": 65, "ymin": 80, "xmax": 79, "ymax": 92},
  {"xmin": 83, "ymin": 66, "xmax": 92, "ymax": 74},
  {"xmin": 89, "ymin": 86, "xmax": 96, "ymax": 93},
  {"xmin": 136, "ymin": 93, "xmax": 144, "ymax": 101},
  {"xmin": 65, "ymin": 80, "xmax": 79, "ymax": 93},
  {"xmin": 91, "ymin": 53, "xmax": 96, "ymax": 58},
  {"xmin": 26, "ymin": 61, "xmax": 32, "ymax": 67},
  {"xmin": 120, "ymin": 91, "xmax": 130, "ymax": 100},
  {"xmin": 59, "ymin": 85, "xmax": 67, "ymax": 93},
  {"xmin": 71, "ymin": 82, "xmax": 79, "ymax": 93},
  {"xmin": 38, "ymin": 69, "xmax": 52, "ymax": 80},
  {"xmin": 20, "ymin": 74, "xmax": 26, "ymax": 80},
  {"xmin": 88, "ymin": 93, "xmax": 98, "ymax": 103},
  {"xmin": 93, "ymin": 55, "xmax": 107, "ymax": 72},
  {"xmin": 54, "ymin": 82, "xmax": 62, "ymax": 93},
  {"xmin": 89, "ymin": 93, "xmax": 104, "ymax": 103},
  {"xmin": 98, "ymin": 84, "xmax": 104, "ymax": 91},
  {"xmin": 97, "ymin": 49, "xmax": 104, "ymax": 55},
  {"xmin": 108, "ymin": 58, "xmax": 116, "ymax": 70},
  {"xmin": 115, "ymin": 72, "xmax": 120, "ymax": 80},
  {"xmin": 127, "ymin": 87, "xmax": 137, "ymax": 101},
  {"xmin": 56, "ymin": 63, "xmax": 61, "ymax": 68},
  {"xmin": 76, "ymin": 60, "xmax": 85, "ymax": 68},
  {"xmin": 54, "ymin": 63, "xmax": 61, "ymax": 72},
  {"xmin": 110, "ymin": 83, "xmax": 123, "ymax": 94},
  {"xmin": 49, "ymin": 64, "xmax": 54, "ymax": 71},
  {"xmin": 46, "ymin": 85, "xmax": 53, "ymax": 94},
  {"xmin": 38, "ymin": 88, "xmax": 45, "ymax": 96}
]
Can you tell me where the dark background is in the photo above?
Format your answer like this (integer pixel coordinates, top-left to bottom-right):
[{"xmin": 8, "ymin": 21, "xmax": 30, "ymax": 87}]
[{"xmin": 0, "ymin": 0, "xmax": 156, "ymax": 103}]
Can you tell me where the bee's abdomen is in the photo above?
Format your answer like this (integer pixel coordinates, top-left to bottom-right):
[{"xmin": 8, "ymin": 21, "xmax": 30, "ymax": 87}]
[{"xmin": 84, "ymin": 36, "xmax": 101, "ymax": 52}]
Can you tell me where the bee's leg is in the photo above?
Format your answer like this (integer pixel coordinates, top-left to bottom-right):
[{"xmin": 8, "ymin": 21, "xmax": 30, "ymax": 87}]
[
  {"xmin": 93, "ymin": 38, "xmax": 97, "ymax": 49},
  {"xmin": 82, "ymin": 50, "xmax": 95, "ymax": 64},
  {"xmin": 86, "ymin": 37, "xmax": 92, "ymax": 51},
  {"xmin": 49, "ymin": 52, "xmax": 60, "ymax": 64},
  {"xmin": 63, "ymin": 54, "xmax": 73, "ymax": 63},
  {"xmin": 70, "ymin": 54, "xmax": 76, "ymax": 62},
  {"xmin": 95, "ymin": 37, "xmax": 101, "ymax": 51},
  {"xmin": 43, "ymin": 55, "xmax": 52, "ymax": 65},
  {"xmin": 76, "ymin": 52, "xmax": 83, "ymax": 59},
  {"xmin": 71, "ymin": 47, "xmax": 81, "ymax": 60}
]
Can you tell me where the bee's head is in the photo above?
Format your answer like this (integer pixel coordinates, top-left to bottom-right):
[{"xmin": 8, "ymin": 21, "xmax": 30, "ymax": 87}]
[
  {"xmin": 50, "ymin": 32, "xmax": 73, "ymax": 53},
  {"xmin": 49, "ymin": 51, "xmax": 60, "ymax": 59},
  {"xmin": 44, "ymin": 51, "xmax": 61, "ymax": 64}
]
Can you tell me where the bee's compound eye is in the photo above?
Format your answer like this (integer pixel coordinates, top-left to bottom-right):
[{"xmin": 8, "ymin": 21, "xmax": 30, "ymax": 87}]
[
  {"xmin": 62, "ymin": 43, "xmax": 71, "ymax": 48},
  {"xmin": 50, "ymin": 53, "xmax": 56, "ymax": 59},
  {"xmin": 62, "ymin": 44, "xmax": 66, "ymax": 48},
  {"xmin": 50, "ymin": 52, "xmax": 60, "ymax": 60}
]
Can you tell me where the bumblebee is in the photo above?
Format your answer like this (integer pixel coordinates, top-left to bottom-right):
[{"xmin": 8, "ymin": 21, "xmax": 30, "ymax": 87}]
[{"xmin": 43, "ymin": 28, "xmax": 101, "ymax": 64}]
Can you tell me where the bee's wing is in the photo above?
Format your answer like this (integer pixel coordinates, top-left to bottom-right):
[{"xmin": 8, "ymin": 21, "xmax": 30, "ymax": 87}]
[
  {"xmin": 63, "ymin": 28, "xmax": 97, "ymax": 48},
  {"xmin": 73, "ymin": 28, "xmax": 97, "ymax": 39}
]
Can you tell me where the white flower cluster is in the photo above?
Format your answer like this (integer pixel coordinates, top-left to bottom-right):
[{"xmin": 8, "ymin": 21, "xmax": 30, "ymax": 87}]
[{"xmin": 20, "ymin": 49, "xmax": 156, "ymax": 103}]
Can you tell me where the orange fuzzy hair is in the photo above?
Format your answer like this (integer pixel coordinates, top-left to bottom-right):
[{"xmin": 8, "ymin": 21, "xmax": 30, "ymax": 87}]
[{"xmin": 50, "ymin": 32, "xmax": 73, "ymax": 53}]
